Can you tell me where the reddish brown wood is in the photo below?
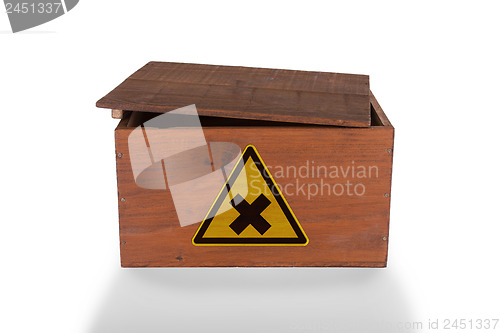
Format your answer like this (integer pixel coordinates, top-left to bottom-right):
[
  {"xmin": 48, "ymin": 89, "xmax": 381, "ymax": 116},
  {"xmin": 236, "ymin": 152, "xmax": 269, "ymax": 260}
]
[
  {"xmin": 113, "ymin": 101, "xmax": 393, "ymax": 267},
  {"xmin": 98, "ymin": 62, "xmax": 371, "ymax": 127},
  {"xmin": 370, "ymin": 91, "xmax": 392, "ymax": 127}
]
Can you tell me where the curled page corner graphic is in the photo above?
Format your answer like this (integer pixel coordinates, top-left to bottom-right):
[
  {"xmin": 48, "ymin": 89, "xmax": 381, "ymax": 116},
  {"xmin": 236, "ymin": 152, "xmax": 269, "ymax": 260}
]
[
  {"xmin": 5, "ymin": 0, "xmax": 80, "ymax": 33},
  {"xmin": 127, "ymin": 105, "xmax": 247, "ymax": 227}
]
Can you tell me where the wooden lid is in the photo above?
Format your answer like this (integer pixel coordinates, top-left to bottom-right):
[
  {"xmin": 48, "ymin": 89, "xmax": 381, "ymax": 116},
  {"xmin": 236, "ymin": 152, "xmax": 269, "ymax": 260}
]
[{"xmin": 97, "ymin": 62, "xmax": 370, "ymax": 127}]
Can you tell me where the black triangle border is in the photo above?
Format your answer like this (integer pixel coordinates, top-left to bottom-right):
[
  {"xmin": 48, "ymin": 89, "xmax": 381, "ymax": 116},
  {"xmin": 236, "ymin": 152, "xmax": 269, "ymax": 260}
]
[{"xmin": 192, "ymin": 145, "xmax": 308, "ymax": 245}]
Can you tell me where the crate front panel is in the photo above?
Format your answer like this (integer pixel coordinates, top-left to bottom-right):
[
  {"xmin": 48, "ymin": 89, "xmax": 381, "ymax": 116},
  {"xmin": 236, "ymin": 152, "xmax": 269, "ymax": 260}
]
[{"xmin": 115, "ymin": 125, "xmax": 393, "ymax": 267}]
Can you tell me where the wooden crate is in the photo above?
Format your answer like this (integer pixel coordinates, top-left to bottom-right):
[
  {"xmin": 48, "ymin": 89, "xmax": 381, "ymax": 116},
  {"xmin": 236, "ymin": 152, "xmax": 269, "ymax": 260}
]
[{"xmin": 97, "ymin": 62, "xmax": 394, "ymax": 267}]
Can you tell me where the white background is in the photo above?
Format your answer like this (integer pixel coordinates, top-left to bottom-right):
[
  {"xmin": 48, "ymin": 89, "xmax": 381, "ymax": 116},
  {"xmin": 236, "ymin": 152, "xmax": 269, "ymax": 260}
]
[{"xmin": 1, "ymin": 1, "xmax": 499, "ymax": 332}]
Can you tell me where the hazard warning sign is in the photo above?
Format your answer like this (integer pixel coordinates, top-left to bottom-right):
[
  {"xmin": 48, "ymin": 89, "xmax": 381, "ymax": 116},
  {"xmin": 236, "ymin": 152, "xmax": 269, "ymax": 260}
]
[{"xmin": 192, "ymin": 145, "xmax": 308, "ymax": 246}]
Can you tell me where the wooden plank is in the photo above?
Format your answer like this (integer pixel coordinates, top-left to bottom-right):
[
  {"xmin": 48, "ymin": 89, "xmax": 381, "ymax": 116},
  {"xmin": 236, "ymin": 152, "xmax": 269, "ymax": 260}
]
[
  {"xmin": 370, "ymin": 90, "xmax": 393, "ymax": 128},
  {"xmin": 98, "ymin": 62, "xmax": 371, "ymax": 127},
  {"xmin": 114, "ymin": 112, "xmax": 393, "ymax": 267},
  {"xmin": 111, "ymin": 109, "xmax": 123, "ymax": 119}
]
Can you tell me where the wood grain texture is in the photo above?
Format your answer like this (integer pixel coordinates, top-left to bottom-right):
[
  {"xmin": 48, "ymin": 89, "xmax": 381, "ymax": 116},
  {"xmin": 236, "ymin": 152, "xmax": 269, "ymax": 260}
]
[
  {"xmin": 111, "ymin": 109, "xmax": 123, "ymax": 119},
  {"xmin": 113, "ymin": 101, "xmax": 393, "ymax": 267},
  {"xmin": 98, "ymin": 62, "xmax": 371, "ymax": 127}
]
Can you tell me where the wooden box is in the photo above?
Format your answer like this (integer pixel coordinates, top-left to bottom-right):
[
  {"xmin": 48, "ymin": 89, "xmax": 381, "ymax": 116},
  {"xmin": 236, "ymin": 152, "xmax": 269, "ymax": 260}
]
[{"xmin": 97, "ymin": 62, "xmax": 394, "ymax": 267}]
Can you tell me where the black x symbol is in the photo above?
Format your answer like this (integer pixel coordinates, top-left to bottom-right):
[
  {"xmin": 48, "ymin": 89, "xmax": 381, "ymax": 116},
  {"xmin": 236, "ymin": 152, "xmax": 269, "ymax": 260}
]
[{"xmin": 229, "ymin": 194, "xmax": 272, "ymax": 235}]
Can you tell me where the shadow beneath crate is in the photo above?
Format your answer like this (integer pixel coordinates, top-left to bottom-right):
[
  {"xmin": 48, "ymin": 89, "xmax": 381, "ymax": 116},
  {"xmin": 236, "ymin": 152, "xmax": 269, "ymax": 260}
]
[{"xmin": 89, "ymin": 268, "xmax": 414, "ymax": 333}]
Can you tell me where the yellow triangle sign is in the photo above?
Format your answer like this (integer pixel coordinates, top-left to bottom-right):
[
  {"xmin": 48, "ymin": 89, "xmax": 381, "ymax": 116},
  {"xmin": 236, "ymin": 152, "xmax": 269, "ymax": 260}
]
[{"xmin": 192, "ymin": 145, "xmax": 308, "ymax": 246}]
